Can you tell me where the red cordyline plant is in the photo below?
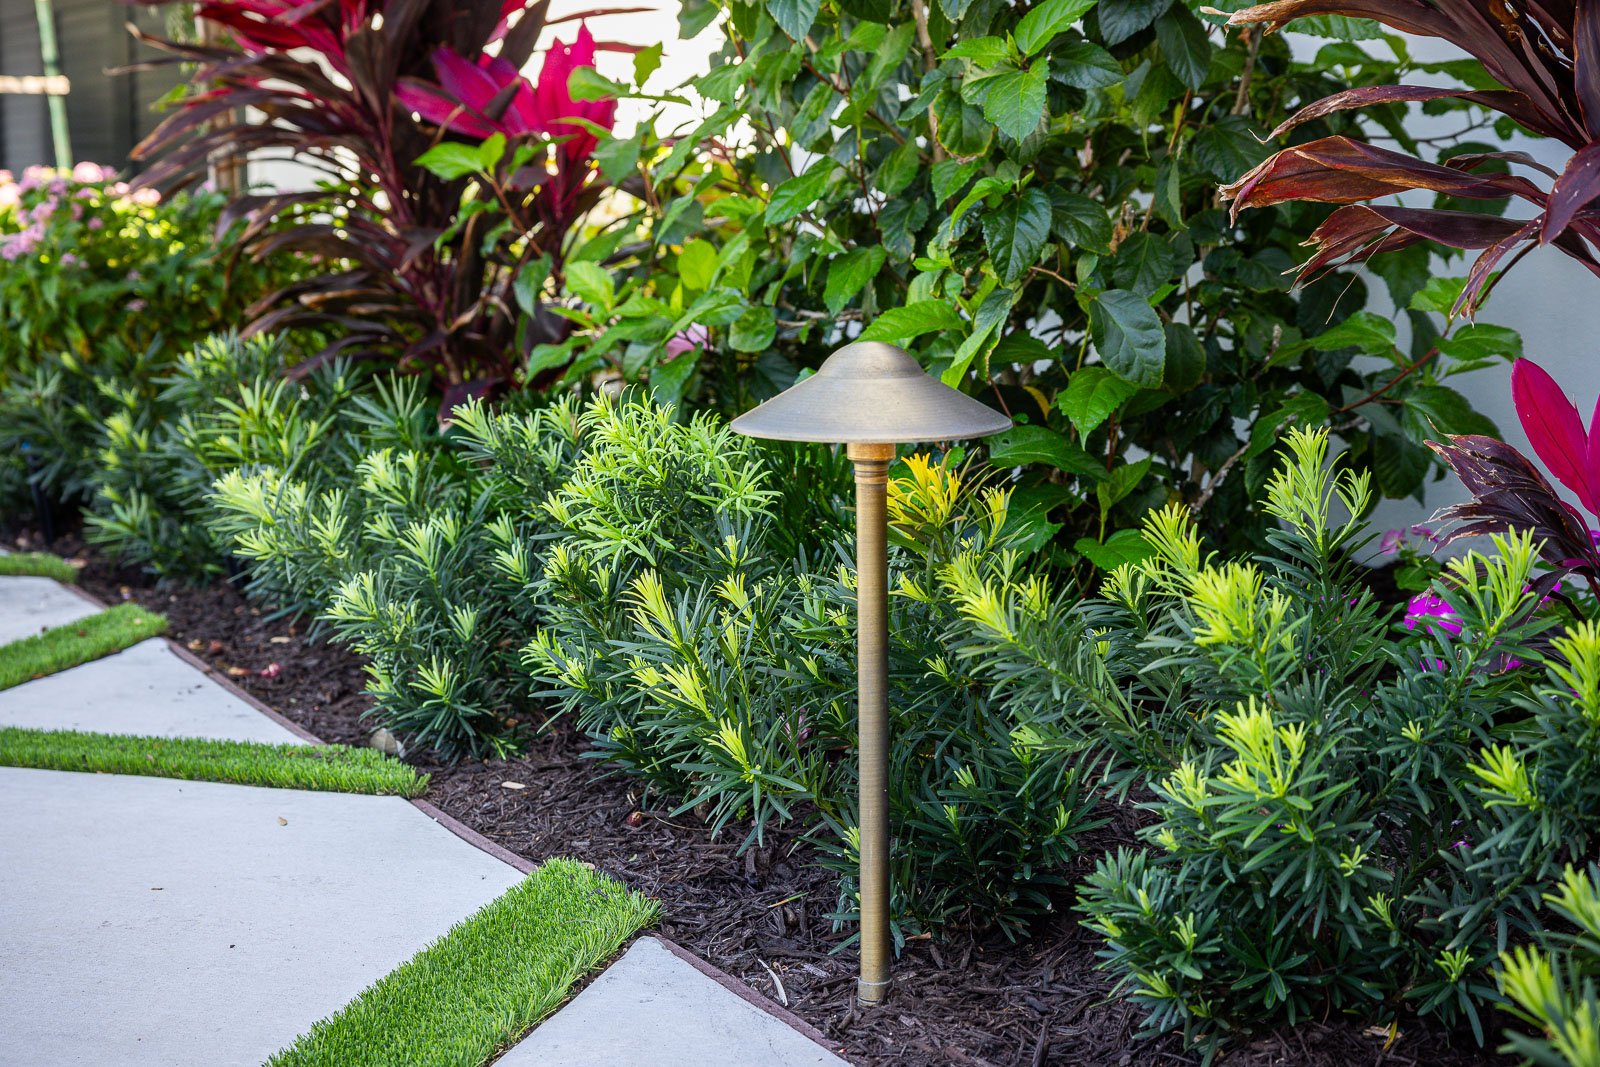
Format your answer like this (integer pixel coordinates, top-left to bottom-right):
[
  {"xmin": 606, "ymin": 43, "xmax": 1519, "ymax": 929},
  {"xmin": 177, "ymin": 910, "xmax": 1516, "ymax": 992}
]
[
  {"xmin": 1221, "ymin": 0, "xmax": 1600, "ymax": 316},
  {"xmin": 130, "ymin": 0, "xmax": 631, "ymax": 403},
  {"xmin": 1430, "ymin": 359, "xmax": 1600, "ymax": 601}
]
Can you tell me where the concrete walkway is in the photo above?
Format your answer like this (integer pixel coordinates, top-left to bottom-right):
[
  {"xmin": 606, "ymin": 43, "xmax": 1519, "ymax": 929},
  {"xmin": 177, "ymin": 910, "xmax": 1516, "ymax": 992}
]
[
  {"xmin": 1, "ymin": 768, "xmax": 522, "ymax": 1066},
  {"xmin": 0, "ymin": 574, "xmax": 97, "ymax": 644},
  {"xmin": 0, "ymin": 637, "xmax": 306, "ymax": 742},
  {"xmin": 0, "ymin": 571, "xmax": 850, "ymax": 1067}
]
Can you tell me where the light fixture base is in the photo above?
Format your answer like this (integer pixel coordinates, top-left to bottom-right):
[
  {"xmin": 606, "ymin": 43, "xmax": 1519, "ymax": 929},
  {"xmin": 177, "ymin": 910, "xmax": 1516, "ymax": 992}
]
[{"xmin": 856, "ymin": 976, "xmax": 892, "ymax": 1006}]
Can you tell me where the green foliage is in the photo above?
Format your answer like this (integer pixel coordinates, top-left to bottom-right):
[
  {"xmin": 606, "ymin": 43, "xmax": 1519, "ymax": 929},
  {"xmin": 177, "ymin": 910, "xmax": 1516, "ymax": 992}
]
[
  {"xmin": 0, "ymin": 166, "xmax": 297, "ymax": 509},
  {"xmin": 553, "ymin": 3, "xmax": 1514, "ymax": 557},
  {"xmin": 0, "ymin": 604, "xmax": 169, "ymax": 691},
  {"xmin": 85, "ymin": 334, "xmax": 367, "ymax": 579},
  {"xmin": 0, "ymin": 727, "xmax": 428, "ymax": 796},
  {"xmin": 267, "ymin": 859, "xmax": 658, "ymax": 1067},
  {"xmin": 942, "ymin": 427, "xmax": 1600, "ymax": 1050},
  {"xmin": 524, "ymin": 402, "xmax": 1100, "ymax": 935},
  {"xmin": 1499, "ymin": 862, "xmax": 1600, "ymax": 1067},
  {"xmin": 206, "ymin": 405, "xmax": 549, "ymax": 759}
]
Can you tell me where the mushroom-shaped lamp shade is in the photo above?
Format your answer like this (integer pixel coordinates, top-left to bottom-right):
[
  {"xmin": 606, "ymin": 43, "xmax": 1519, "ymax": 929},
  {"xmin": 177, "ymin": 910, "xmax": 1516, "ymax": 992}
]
[{"xmin": 730, "ymin": 341, "xmax": 1012, "ymax": 444}]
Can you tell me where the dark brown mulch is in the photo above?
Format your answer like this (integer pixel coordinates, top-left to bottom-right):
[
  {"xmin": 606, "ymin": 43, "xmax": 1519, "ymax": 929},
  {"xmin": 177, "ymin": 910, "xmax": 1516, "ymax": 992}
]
[{"xmin": 8, "ymin": 526, "xmax": 1510, "ymax": 1067}]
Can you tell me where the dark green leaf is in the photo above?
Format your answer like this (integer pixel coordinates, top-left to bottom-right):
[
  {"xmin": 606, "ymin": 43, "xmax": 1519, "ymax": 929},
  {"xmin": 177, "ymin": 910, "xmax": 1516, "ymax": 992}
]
[
  {"xmin": 1405, "ymin": 385, "xmax": 1498, "ymax": 438},
  {"xmin": 768, "ymin": 0, "xmax": 821, "ymax": 39},
  {"xmin": 1090, "ymin": 289, "xmax": 1166, "ymax": 387},
  {"xmin": 988, "ymin": 425, "xmax": 1106, "ymax": 478},
  {"xmin": 765, "ymin": 162, "xmax": 836, "ymax": 225},
  {"xmin": 1048, "ymin": 190, "xmax": 1113, "ymax": 252},
  {"xmin": 1063, "ymin": 366, "xmax": 1138, "ymax": 436},
  {"xmin": 825, "ymin": 247, "xmax": 888, "ymax": 314},
  {"xmin": 933, "ymin": 87, "xmax": 995, "ymax": 157},
  {"xmin": 730, "ymin": 306, "xmax": 777, "ymax": 352},
  {"xmin": 1076, "ymin": 528, "xmax": 1154, "ymax": 570},
  {"xmin": 650, "ymin": 349, "xmax": 699, "ymax": 410},
  {"xmin": 1096, "ymin": 0, "xmax": 1172, "ymax": 45},
  {"xmin": 1155, "ymin": 6, "xmax": 1212, "ymax": 90},
  {"xmin": 980, "ymin": 64, "xmax": 1049, "ymax": 142},
  {"xmin": 513, "ymin": 256, "xmax": 552, "ymax": 317},
  {"xmin": 1015, "ymin": 0, "xmax": 1099, "ymax": 56},
  {"xmin": 1309, "ymin": 312, "xmax": 1396, "ymax": 355},
  {"xmin": 1111, "ymin": 232, "xmax": 1177, "ymax": 296},
  {"xmin": 982, "ymin": 188, "xmax": 1053, "ymax": 284},
  {"xmin": 1049, "ymin": 40, "xmax": 1123, "ymax": 89}
]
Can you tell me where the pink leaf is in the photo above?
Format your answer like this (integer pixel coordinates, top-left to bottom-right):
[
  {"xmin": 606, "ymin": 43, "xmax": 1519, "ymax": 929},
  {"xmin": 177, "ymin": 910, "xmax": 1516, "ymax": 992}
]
[{"xmin": 1512, "ymin": 358, "xmax": 1600, "ymax": 515}]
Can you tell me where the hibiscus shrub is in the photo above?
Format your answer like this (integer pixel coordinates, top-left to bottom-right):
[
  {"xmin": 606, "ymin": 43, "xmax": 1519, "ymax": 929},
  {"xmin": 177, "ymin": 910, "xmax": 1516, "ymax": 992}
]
[
  {"xmin": 543, "ymin": 0, "xmax": 1518, "ymax": 560},
  {"xmin": 134, "ymin": 0, "xmax": 623, "ymax": 404}
]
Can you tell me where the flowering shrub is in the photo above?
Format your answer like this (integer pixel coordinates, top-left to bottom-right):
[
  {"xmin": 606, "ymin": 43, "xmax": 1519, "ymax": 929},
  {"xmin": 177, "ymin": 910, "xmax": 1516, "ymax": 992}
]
[{"xmin": 0, "ymin": 164, "xmax": 293, "ymax": 507}]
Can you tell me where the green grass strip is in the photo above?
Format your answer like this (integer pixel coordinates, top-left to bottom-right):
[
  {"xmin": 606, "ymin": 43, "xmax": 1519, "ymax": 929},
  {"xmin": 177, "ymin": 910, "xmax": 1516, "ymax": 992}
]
[
  {"xmin": 0, "ymin": 727, "xmax": 429, "ymax": 797},
  {"xmin": 0, "ymin": 552, "xmax": 78, "ymax": 582},
  {"xmin": 0, "ymin": 603, "xmax": 168, "ymax": 690},
  {"xmin": 269, "ymin": 858, "xmax": 659, "ymax": 1067}
]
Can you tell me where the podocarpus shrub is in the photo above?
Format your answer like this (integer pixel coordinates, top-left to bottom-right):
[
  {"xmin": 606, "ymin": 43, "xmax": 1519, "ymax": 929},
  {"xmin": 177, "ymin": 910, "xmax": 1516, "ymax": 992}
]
[
  {"xmin": 205, "ymin": 397, "xmax": 577, "ymax": 759},
  {"xmin": 0, "ymin": 165, "xmax": 293, "ymax": 508},
  {"xmin": 87, "ymin": 334, "xmax": 367, "ymax": 578},
  {"xmin": 942, "ymin": 427, "xmax": 1600, "ymax": 1053},
  {"xmin": 523, "ymin": 398, "xmax": 1100, "ymax": 937}
]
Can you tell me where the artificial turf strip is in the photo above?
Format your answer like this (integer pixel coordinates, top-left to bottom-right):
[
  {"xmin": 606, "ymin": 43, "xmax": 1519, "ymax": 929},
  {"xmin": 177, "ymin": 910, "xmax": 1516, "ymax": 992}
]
[
  {"xmin": 0, "ymin": 552, "xmax": 78, "ymax": 582},
  {"xmin": 0, "ymin": 603, "xmax": 168, "ymax": 690},
  {"xmin": 268, "ymin": 858, "xmax": 659, "ymax": 1067},
  {"xmin": 0, "ymin": 728, "xmax": 429, "ymax": 797}
]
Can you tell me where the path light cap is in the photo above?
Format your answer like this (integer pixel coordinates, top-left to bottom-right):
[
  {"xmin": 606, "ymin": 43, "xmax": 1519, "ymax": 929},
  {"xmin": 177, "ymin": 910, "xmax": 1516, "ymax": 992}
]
[{"xmin": 729, "ymin": 341, "xmax": 1013, "ymax": 444}]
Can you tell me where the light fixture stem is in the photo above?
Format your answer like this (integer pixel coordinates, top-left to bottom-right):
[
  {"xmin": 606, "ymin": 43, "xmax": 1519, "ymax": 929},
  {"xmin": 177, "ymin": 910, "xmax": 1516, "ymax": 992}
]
[{"xmin": 848, "ymin": 441, "xmax": 894, "ymax": 1006}]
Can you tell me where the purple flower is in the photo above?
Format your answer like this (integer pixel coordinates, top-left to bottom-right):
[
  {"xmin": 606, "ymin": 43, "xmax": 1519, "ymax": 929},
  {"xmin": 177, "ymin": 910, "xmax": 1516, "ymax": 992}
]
[
  {"xmin": 1405, "ymin": 593, "xmax": 1462, "ymax": 637},
  {"xmin": 86, "ymin": 217, "xmax": 103, "ymax": 231},
  {"xmin": 1380, "ymin": 529, "xmax": 1404, "ymax": 554}
]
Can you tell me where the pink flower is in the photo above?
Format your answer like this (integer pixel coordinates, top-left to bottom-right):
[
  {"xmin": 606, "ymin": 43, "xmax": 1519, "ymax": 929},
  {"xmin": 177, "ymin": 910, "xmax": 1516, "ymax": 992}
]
[
  {"xmin": 1512, "ymin": 358, "xmax": 1600, "ymax": 519},
  {"xmin": 71, "ymin": 161, "xmax": 110, "ymax": 183},
  {"xmin": 30, "ymin": 199, "xmax": 56, "ymax": 224},
  {"xmin": 130, "ymin": 188, "xmax": 161, "ymax": 207},
  {"xmin": 87, "ymin": 217, "xmax": 103, "ymax": 231},
  {"xmin": 59, "ymin": 253, "xmax": 78, "ymax": 267},
  {"xmin": 1380, "ymin": 529, "xmax": 1404, "ymax": 555},
  {"xmin": 665, "ymin": 324, "xmax": 710, "ymax": 360},
  {"xmin": 1404, "ymin": 593, "xmax": 1462, "ymax": 637}
]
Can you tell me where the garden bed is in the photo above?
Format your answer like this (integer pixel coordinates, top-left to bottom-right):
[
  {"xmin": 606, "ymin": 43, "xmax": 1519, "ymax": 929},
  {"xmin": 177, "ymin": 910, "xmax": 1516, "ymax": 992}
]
[{"xmin": 10, "ymin": 526, "xmax": 1507, "ymax": 1067}]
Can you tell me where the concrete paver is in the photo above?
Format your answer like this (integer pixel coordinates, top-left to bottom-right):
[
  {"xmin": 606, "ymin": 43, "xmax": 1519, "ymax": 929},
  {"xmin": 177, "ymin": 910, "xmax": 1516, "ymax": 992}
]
[
  {"xmin": 0, "ymin": 767, "xmax": 523, "ymax": 1067},
  {"xmin": 0, "ymin": 575, "xmax": 98, "ymax": 646},
  {"xmin": 497, "ymin": 936, "xmax": 850, "ymax": 1067},
  {"xmin": 0, "ymin": 637, "xmax": 304, "ymax": 743}
]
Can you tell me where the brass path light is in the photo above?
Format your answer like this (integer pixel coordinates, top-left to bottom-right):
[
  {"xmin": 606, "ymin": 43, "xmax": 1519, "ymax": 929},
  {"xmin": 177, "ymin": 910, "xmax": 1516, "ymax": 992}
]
[{"xmin": 730, "ymin": 340, "xmax": 1011, "ymax": 1005}]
